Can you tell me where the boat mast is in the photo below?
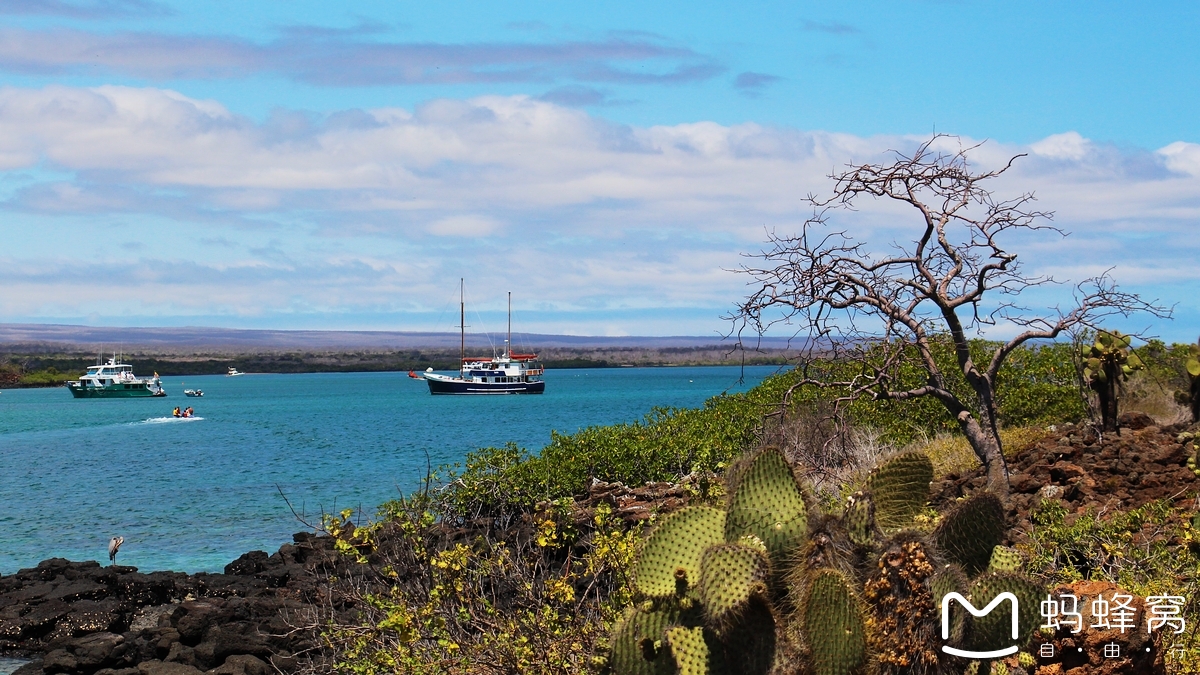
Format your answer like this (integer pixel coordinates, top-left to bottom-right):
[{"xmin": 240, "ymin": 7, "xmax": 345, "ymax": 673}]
[
  {"xmin": 506, "ymin": 292, "xmax": 511, "ymax": 358},
  {"xmin": 459, "ymin": 278, "xmax": 465, "ymax": 379}
]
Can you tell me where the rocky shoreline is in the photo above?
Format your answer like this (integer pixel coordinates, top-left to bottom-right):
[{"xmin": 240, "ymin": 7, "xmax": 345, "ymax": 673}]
[
  {"xmin": 0, "ymin": 473, "xmax": 699, "ymax": 675},
  {"xmin": 0, "ymin": 531, "xmax": 349, "ymax": 675},
  {"xmin": 6, "ymin": 417, "xmax": 1197, "ymax": 675}
]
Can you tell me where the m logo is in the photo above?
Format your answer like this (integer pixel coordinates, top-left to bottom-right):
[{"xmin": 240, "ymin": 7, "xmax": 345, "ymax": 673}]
[{"xmin": 941, "ymin": 591, "xmax": 1020, "ymax": 658}]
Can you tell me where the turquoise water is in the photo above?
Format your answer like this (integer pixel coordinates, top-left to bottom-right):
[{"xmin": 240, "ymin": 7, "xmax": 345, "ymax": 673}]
[{"xmin": 0, "ymin": 366, "xmax": 778, "ymax": 574}]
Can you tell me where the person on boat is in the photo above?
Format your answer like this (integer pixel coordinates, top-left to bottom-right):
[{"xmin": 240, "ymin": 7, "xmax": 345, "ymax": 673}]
[
  {"xmin": 184, "ymin": 407, "xmax": 194, "ymax": 418},
  {"xmin": 173, "ymin": 407, "xmax": 181, "ymax": 418}
]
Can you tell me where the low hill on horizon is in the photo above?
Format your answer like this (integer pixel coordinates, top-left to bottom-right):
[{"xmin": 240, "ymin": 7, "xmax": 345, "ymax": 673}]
[{"xmin": 0, "ymin": 322, "xmax": 802, "ymax": 352}]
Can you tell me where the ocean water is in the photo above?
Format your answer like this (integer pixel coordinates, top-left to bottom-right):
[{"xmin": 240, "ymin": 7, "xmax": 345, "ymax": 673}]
[{"xmin": 0, "ymin": 366, "xmax": 779, "ymax": 575}]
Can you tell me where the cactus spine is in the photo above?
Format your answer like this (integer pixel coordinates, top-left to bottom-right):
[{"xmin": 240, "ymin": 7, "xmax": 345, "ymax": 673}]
[
  {"xmin": 987, "ymin": 546, "xmax": 1022, "ymax": 573},
  {"xmin": 632, "ymin": 506, "xmax": 726, "ymax": 599},
  {"xmin": 866, "ymin": 451, "xmax": 934, "ymax": 531},
  {"xmin": 804, "ymin": 569, "xmax": 868, "ymax": 675},
  {"xmin": 725, "ymin": 447, "xmax": 808, "ymax": 570},
  {"xmin": 964, "ymin": 572, "xmax": 1043, "ymax": 654},
  {"xmin": 844, "ymin": 491, "xmax": 876, "ymax": 548},
  {"xmin": 935, "ymin": 493, "xmax": 1006, "ymax": 576},
  {"xmin": 697, "ymin": 543, "xmax": 770, "ymax": 634},
  {"xmin": 610, "ymin": 604, "xmax": 682, "ymax": 675}
]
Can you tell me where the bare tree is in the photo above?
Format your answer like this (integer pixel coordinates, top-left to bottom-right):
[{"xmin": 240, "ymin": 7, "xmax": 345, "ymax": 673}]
[{"xmin": 732, "ymin": 136, "xmax": 1169, "ymax": 499}]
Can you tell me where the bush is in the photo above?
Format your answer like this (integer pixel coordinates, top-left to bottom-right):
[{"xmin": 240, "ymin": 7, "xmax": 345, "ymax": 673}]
[
  {"xmin": 441, "ymin": 339, "xmax": 1086, "ymax": 516},
  {"xmin": 313, "ymin": 496, "xmax": 638, "ymax": 675}
]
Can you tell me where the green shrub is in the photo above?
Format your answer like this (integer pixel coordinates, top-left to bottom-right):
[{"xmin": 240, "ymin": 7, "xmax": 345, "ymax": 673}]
[{"xmin": 441, "ymin": 339, "xmax": 1086, "ymax": 516}]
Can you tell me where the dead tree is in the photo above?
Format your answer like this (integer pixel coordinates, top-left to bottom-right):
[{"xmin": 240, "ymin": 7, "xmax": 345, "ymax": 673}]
[{"xmin": 732, "ymin": 136, "xmax": 1168, "ymax": 499}]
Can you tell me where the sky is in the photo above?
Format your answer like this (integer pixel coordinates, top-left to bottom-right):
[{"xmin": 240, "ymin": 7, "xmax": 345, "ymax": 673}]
[{"xmin": 1, "ymin": 1, "xmax": 1199, "ymax": 340}]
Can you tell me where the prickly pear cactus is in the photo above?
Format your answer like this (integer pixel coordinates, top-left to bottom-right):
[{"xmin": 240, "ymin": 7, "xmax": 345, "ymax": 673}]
[
  {"xmin": 935, "ymin": 492, "xmax": 1005, "ymax": 576},
  {"xmin": 862, "ymin": 537, "xmax": 940, "ymax": 674},
  {"xmin": 1082, "ymin": 330, "xmax": 1144, "ymax": 431},
  {"xmin": 725, "ymin": 447, "xmax": 808, "ymax": 570},
  {"xmin": 987, "ymin": 546, "xmax": 1022, "ymax": 573},
  {"xmin": 697, "ymin": 543, "xmax": 770, "ymax": 633},
  {"xmin": 931, "ymin": 564, "xmax": 969, "ymax": 646},
  {"xmin": 1182, "ymin": 341, "xmax": 1200, "ymax": 423},
  {"xmin": 610, "ymin": 604, "xmax": 682, "ymax": 675},
  {"xmin": 844, "ymin": 491, "xmax": 876, "ymax": 548},
  {"xmin": 964, "ymin": 572, "xmax": 1043, "ymax": 654},
  {"xmin": 664, "ymin": 626, "xmax": 714, "ymax": 675},
  {"xmin": 804, "ymin": 569, "xmax": 868, "ymax": 675},
  {"xmin": 866, "ymin": 451, "xmax": 933, "ymax": 530},
  {"xmin": 632, "ymin": 506, "xmax": 726, "ymax": 599}
]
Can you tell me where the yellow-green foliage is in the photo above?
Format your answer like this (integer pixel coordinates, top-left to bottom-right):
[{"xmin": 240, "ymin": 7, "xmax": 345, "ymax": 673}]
[
  {"xmin": 443, "ymin": 339, "xmax": 1083, "ymax": 516},
  {"xmin": 915, "ymin": 426, "xmax": 1048, "ymax": 477},
  {"xmin": 1024, "ymin": 498, "xmax": 1200, "ymax": 673},
  {"xmin": 324, "ymin": 500, "xmax": 638, "ymax": 675}
]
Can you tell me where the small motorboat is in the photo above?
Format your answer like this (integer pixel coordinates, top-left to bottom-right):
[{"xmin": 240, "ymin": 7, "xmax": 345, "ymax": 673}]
[
  {"xmin": 184, "ymin": 389, "xmax": 203, "ymax": 397},
  {"xmin": 226, "ymin": 367, "xmax": 244, "ymax": 377}
]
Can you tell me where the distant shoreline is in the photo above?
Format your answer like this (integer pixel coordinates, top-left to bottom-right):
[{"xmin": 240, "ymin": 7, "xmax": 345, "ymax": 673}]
[{"xmin": 0, "ymin": 348, "xmax": 791, "ymax": 389}]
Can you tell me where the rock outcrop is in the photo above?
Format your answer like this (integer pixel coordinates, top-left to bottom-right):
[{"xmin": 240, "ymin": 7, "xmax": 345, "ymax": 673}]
[{"xmin": 0, "ymin": 532, "xmax": 346, "ymax": 675}]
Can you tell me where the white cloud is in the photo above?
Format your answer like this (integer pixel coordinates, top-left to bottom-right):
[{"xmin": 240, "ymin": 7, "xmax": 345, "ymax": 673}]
[
  {"xmin": 1029, "ymin": 131, "xmax": 1092, "ymax": 161},
  {"xmin": 1, "ymin": 85, "xmax": 1199, "ymax": 336},
  {"xmin": 1159, "ymin": 141, "xmax": 1200, "ymax": 177},
  {"xmin": 427, "ymin": 215, "xmax": 500, "ymax": 237}
]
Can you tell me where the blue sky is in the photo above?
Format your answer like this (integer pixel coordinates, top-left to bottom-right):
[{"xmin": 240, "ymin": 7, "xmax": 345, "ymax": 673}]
[{"xmin": 2, "ymin": 1, "xmax": 1199, "ymax": 340}]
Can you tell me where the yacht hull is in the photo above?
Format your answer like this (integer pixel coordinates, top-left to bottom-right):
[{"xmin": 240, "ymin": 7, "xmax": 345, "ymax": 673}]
[
  {"xmin": 424, "ymin": 377, "xmax": 544, "ymax": 395},
  {"xmin": 68, "ymin": 384, "xmax": 165, "ymax": 398}
]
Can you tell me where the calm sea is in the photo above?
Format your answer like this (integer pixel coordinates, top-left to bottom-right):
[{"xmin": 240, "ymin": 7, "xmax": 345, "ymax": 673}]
[{"xmin": 0, "ymin": 366, "xmax": 778, "ymax": 575}]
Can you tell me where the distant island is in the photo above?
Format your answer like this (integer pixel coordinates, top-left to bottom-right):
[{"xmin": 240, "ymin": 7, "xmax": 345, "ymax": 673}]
[{"xmin": 0, "ymin": 323, "xmax": 796, "ymax": 387}]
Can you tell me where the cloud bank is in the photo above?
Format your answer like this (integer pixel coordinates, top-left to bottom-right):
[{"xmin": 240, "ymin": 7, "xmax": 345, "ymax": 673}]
[
  {"xmin": 0, "ymin": 28, "xmax": 719, "ymax": 87},
  {"xmin": 1, "ymin": 85, "xmax": 1198, "ymax": 336}
]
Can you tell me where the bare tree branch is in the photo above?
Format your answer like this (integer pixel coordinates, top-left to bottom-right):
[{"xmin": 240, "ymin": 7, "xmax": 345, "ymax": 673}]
[{"xmin": 729, "ymin": 135, "xmax": 1171, "ymax": 498}]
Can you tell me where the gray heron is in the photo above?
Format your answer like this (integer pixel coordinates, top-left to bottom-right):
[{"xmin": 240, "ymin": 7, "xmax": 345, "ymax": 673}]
[{"xmin": 108, "ymin": 536, "xmax": 124, "ymax": 566}]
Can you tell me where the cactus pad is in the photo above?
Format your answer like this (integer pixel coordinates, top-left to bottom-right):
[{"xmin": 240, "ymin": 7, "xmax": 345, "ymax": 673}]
[
  {"xmin": 866, "ymin": 451, "xmax": 933, "ymax": 530},
  {"xmin": 804, "ymin": 569, "xmax": 867, "ymax": 675},
  {"xmin": 697, "ymin": 543, "xmax": 770, "ymax": 632},
  {"xmin": 931, "ymin": 564, "xmax": 969, "ymax": 645},
  {"xmin": 935, "ymin": 492, "xmax": 1006, "ymax": 576},
  {"xmin": 964, "ymin": 572, "xmax": 1042, "ymax": 654},
  {"xmin": 632, "ymin": 506, "xmax": 727, "ymax": 599},
  {"xmin": 664, "ymin": 626, "xmax": 713, "ymax": 675},
  {"xmin": 843, "ymin": 491, "xmax": 876, "ymax": 548},
  {"xmin": 725, "ymin": 448, "xmax": 808, "ymax": 569},
  {"xmin": 610, "ymin": 604, "xmax": 680, "ymax": 675},
  {"xmin": 988, "ymin": 546, "xmax": 1023, "ymax": 573}
]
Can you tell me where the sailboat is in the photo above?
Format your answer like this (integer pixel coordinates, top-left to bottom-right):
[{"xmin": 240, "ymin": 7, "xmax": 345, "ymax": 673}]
[{"xmin": 410, "ymin": 281, "xmax": 546, "ymax": 395}]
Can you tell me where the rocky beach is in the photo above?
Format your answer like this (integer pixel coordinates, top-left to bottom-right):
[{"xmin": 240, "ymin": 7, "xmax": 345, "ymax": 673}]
[
  {"xmin": 0, "ymin": 531, "xmax": 344, "ymax": 675},
  {"xmin": 4, "ymin": 414, "xmax": 1199, "ymax": 674}
]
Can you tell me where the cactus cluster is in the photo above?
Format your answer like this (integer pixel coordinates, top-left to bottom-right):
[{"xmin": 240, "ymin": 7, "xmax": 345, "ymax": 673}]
[
  {"xmin": 1081, "ymin": 330, "xmax": 1144, "ymax": 431},
  {"xmin": 609, "ymin": 448, "xmax": 1042, "ymax": 675},
  {"xmin": 1175, "ymin": 340, "xmax": 1200, "ymax": 423},
  {"xmin": 612, "ymin": 447, "xmax": 804, "ymax": 675},
  {"xmin": 1182, "ymin": 433, "xmax": 1200, "ymax": 477}
]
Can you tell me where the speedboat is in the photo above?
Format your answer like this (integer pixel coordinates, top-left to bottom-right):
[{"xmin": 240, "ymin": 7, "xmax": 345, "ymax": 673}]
[
  {"xmin": 411, "ymin": 283, "xmax": 545, "ymax": 395},
  {"xmin": 67, "ymin": 357, "xmax": 165, "ymax": 398},
  {"xmin": 184, "ymin": 389, "xmax": 203, "ymax": 397},
  {"xmin": 226, "ymin": 367, "xmax": 244, "ymax": 377}
]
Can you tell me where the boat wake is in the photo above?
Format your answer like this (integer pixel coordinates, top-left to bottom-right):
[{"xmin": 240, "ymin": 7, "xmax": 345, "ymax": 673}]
[{"xmin": 137, "ymin": 416, "xmax": 205, "ymax": 425}]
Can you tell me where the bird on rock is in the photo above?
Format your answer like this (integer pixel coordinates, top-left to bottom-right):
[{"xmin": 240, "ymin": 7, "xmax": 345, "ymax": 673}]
[{"xmin": 108, "ymin": 536, "xmax": 124, "ymax": 566}]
